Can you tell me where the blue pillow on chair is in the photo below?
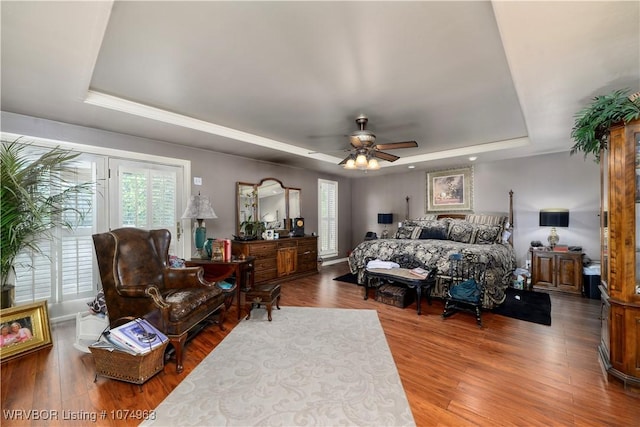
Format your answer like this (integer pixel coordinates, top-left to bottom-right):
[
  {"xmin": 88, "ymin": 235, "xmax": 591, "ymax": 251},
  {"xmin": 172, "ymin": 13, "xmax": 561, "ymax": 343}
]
[{"xmin": 449, "ymin": 278, "xmax": 480, "ymax": 302}]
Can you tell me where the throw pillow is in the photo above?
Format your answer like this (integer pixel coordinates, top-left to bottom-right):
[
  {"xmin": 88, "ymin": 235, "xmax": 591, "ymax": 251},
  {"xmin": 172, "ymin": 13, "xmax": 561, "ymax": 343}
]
[
  {"xmin": 473, "ymin": 224, "xmax": 502, "ymax": 244},
  {"xmin": 418, "ymin": 225, "xmax": 448, "ymax": 240},
  {"xmin": 87, "ymin": 289, "xmax": 107, "ymax": 315},
  {"xmin": 395, "ymin": 223, "xmax": 420, "ymax": 239},
  {"xmin": 447, "ymin": 219, "xmax": 476, "ymax": 243}
]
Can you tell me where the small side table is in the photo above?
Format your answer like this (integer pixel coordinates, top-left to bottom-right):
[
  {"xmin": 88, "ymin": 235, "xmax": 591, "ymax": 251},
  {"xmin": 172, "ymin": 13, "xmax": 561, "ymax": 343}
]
[{"xmin": 185, "ymin": 257, "xmax": 255, "ymax": 320}]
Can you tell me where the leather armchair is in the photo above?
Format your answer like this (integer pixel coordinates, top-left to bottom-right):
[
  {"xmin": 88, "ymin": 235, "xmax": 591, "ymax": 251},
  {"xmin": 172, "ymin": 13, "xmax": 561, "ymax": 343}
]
[{"xmin": 92, "ymin": 227, "xmax": 234, "ymax": 373}]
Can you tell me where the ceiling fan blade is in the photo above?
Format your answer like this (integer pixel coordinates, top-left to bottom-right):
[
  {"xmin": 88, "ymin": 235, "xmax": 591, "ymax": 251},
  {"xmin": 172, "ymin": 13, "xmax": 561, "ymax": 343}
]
[
  {"xmin": 338, "ymin": 155, "xmax": 352, "ymax": 165},
  {"xmin": 374, "ymin": 141, "xmax": 418, "ymax": 150},
  {"xmin": 373, "ymin": 151, "xmax": 400, "ymax": 162},
  {"xmin": 349, "ymin": 135, "xmax": 364, "ymax": 148}
]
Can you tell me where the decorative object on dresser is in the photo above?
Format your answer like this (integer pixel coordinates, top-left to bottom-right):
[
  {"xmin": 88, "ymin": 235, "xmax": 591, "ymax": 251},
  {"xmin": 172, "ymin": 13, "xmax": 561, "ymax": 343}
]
[
  {"xmin": 377, "ymin": 213, "xmax": 393, "ymax": 239},
  {"xmin": 539, "ymin": 209, "xmax": 569, "ymax": 249},
  {"xmin": 292, "ymin": 217, "xmax": 305, "ymax": 237},
  {"xmin": 598, "ymin": 118, "xmax": 640, "ymax": 390},
  {"xmin": 181, "ymin": 193, "xmax": 218, "ymax": 259},
  {"xmin": 530, "ymin": 248, "xmax": 583, "ymax": 294},
  {"xmin": 92, "ymin": 228, "xmax": 235, "ymax": 373},
  {"xmin": 232, "ymin": 236, "xmax": 318, "ymax": 285},
  {"xmin": 426, "ymin": 166, "xmax": 473, "ymax": 212}
]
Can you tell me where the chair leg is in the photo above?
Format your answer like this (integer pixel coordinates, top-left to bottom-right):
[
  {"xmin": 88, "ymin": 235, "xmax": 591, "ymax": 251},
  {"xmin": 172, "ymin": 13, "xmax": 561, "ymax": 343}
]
[
  {"xmin": 171, "ymin": 333, "xmax": 187, "ymax": 374},
  {"xmin": 275, "ymin": 294, "xmax": 281, "ymax": 310},
  {"xmin": 266, "ymin": 302, "xmax": 273, "ymax": 321},
  {"xmin": 217, "ymin": 305, "xmax": 227, "ymax": 331}
]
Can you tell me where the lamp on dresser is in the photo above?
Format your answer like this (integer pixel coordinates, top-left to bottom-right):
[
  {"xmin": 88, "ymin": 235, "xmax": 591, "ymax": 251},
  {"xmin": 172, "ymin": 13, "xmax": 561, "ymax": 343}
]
[
  {"xmin": 539, "ymin": 209, "xmax": 569, "ymax": 249},
  {"xmin": 182, "ymin": 193, "xmax": 218, "ymax": 259},
  {"xmin": 378, "ymin": 213, "xmax": 393, "ymax": 239}
]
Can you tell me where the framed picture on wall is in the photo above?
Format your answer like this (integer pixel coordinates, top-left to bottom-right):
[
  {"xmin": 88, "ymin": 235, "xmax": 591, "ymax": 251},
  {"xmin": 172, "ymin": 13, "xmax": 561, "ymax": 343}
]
[
  {"xmin": 426, "ymin": 167, "xmax": 473, "ymax": 212},
  {"xmin": 0, "ymin": 301, "xmax": 52, "ymax": 363}
]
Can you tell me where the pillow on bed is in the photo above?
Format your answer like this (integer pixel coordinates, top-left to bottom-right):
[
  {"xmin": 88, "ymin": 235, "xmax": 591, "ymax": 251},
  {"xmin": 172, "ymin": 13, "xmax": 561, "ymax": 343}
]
[
  {"xmin": 447, "ymin": 219, "xmax": 476, "ymax": 243},
  {"xmin": 395, "ymin": 223, "xmax": 421, "ymax": 239},
  {"xmin": 473, "ymin": 224, "xmax": 503, "ymax": 244},
  {"xmin": 418, "ymin": 226, "xmax": 448, "ymax": 240},
  {"xmin": 415, "ymin": 214, "xmax": 438, "ymax": 221}
]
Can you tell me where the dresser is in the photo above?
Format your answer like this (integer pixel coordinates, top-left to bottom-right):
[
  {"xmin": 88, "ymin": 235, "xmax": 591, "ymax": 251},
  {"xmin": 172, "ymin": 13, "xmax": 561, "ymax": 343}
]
[
  {"xmin": 530, "ymin": 249, "xmax": 583, "ymax": 294},
  {"xmin": 232, "ymin": 236, "xmax": 318, "ymax": 285}
]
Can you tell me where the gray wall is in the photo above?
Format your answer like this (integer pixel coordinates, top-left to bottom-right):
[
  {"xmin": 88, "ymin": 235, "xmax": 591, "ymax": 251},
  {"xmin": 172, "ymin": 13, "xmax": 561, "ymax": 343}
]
[
  {"xmin": 1, "ymin": 112, "xmax": 354, "ymax": 260},
  {"xmin": 350, "ymin": 153, "xmax": 601, "ymax": 266},
  {"xmin": 3, "ymin": 112, "xmax": 601, "ymax": 267}
]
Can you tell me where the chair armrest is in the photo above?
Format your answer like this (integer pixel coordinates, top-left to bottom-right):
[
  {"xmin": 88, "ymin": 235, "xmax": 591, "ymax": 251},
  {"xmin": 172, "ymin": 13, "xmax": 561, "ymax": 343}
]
[{"xmin": 144, "ymin": 286, "xmax": 170, "ymax": 309}]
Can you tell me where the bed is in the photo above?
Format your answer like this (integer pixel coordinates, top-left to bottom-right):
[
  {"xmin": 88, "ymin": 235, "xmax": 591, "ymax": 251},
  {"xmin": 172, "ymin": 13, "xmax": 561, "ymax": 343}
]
[{"xmin": 348, "ymin": 196, "xmax": 516, "ymax": 309}]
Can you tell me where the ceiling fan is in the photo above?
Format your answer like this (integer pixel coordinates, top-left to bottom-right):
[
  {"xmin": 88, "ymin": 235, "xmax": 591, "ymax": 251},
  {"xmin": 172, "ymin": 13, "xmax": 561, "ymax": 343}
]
[{"xmin": 339, "ymin": 115, "xmax": 418, "ymax": 170}]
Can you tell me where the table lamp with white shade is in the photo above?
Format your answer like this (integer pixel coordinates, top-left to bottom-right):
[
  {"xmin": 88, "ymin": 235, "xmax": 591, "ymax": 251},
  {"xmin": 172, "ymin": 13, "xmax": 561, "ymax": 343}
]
[{"xmin": 182, "ymin": 193, "xmax": 218, "ymax": 259}]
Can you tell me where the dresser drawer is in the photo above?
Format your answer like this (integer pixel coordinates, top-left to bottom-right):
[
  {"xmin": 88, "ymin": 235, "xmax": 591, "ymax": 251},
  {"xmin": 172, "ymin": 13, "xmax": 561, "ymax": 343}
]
[
  {"xmin": 248, "ymin": 243, "xmax": 277, "ymax": 258},
  {"xmin": 254, "ymin": 258, "xmax": 277, "ymax": 272}
]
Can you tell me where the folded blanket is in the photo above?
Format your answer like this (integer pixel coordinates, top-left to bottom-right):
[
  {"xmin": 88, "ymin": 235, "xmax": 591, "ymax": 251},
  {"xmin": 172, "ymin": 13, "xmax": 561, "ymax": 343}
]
[{"xmin": 366, "ymin": 259, "xmax": 400, "ymax": 269}]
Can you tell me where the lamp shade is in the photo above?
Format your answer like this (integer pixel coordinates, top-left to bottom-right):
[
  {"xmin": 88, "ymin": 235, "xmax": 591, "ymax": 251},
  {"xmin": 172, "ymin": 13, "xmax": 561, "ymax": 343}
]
[
  {"xmin": 539, "ymin": 209, "xmax": 569, "ymax": 227},
  {"xmin": 181, "ymin": 195, "xmax": 218, "ymax": 220},
  {"xmin": 378, "ymin": 213, "xmax": 393, "ymax": 225}
]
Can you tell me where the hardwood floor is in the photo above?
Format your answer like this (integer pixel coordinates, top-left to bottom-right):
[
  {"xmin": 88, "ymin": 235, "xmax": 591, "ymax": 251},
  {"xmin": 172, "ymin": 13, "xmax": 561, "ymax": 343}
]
[{"xmin": 1, "ymin": 262, "xmax": 639, "ymax": 426}]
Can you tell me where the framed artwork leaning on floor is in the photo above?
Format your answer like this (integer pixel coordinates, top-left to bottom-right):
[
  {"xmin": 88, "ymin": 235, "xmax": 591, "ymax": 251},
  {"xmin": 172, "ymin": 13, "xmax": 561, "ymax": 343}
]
[{"xmin": 0, "ymin": 301, "xmax": 52, "ymax": 363}]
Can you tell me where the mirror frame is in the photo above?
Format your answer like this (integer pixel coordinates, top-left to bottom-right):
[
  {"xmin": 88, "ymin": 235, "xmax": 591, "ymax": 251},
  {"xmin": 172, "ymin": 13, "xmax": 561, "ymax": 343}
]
[{"xmin": 236, "ymin": 178, "xmax": 301, "ymax": 237}]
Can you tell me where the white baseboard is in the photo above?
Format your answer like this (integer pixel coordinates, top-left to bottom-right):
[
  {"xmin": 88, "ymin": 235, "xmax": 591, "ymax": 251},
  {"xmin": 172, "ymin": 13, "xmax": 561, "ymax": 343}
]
[{"xmin": 322, "ymin": 258, "xmax": 348, "ymax": 266}]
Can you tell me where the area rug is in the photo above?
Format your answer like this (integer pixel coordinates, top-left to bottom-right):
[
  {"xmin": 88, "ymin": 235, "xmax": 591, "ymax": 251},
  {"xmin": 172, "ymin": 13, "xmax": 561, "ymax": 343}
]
[
  {"xmin": 142, "ymin": 307, "xmax": 415, "ymax": 427},
  {"xmin": 492, "ymin": 288, "xmax": 552, "ymax": 326},
  {"xmin": 333, "ymin": 272, "xmax": 359, "ymax": 285}
]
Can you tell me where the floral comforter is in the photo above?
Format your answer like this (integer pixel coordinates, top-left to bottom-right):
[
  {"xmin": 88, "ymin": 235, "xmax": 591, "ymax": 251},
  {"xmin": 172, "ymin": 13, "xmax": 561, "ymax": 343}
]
[{"xmin": 348, "ymin": 239, "xmax": 516, "ymax": 309}]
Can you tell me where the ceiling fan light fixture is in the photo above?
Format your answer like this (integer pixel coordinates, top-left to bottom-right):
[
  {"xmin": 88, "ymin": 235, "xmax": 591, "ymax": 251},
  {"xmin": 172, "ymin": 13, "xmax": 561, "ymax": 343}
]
[
  {"xmin": 344, "ymin": 157, "xmax": 356, "ymax": 169},
  {"xmin": 367, "ymin": 158, "xmax": 380, "ymax": 170},
  {"xmin": 355, "ymin": 153, "xmax": 369, "ymax": 168}
]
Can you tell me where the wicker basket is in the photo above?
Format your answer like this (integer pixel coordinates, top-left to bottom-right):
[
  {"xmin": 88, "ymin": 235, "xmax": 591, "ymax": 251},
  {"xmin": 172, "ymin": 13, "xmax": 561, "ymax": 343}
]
[{"xmin": 89, "ymin": 341, "xmax": 168, "ymax": 385}]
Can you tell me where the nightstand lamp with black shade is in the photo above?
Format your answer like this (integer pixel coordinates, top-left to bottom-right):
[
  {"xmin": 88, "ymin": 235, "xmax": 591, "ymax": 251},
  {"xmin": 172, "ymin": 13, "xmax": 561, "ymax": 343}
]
[
  {"xmin": 378, "ymin": 213, "xmax": 393, "ymax": 239},
  {"xmin": 539, "ymin": 209, "xmax": 569, "ymax": 249}
]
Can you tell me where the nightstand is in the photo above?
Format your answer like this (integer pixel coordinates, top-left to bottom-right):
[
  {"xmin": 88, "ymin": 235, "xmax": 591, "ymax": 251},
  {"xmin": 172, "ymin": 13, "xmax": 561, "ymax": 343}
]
[{"xmin": 530, "ymin": 248, "xmax": 583, "ymax": 294}]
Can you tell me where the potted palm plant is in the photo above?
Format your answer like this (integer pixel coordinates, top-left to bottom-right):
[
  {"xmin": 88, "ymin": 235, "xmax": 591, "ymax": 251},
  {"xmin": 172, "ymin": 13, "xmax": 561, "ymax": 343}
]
[
  {"xmin": 570, "ymin": 88, "xmax": 640, "ymax": 162},
  {"xmin": 1, "ymin": 139, "xmax": 92, "ymax": 308}
]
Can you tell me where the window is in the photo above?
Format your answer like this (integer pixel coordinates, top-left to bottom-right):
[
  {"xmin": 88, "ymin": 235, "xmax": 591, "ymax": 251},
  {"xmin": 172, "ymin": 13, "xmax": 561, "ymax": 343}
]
[
  {"xmin": 318, "ymin": 179, "xmax": 338, "ymax": 258},
  {"xmin": 109, "ymin": 159, "xmax": 184, "ymax": 255},
  {"xmin": 14, "ymin": 155, "xmax": 99, "ymax": 304},
  {"xmin": 5, "ymin": 133, "xmax": 190, "ymax": 316}
]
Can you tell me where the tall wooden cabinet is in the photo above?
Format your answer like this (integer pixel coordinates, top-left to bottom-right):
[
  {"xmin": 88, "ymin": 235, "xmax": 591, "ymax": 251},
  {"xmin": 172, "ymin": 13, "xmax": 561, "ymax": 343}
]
[
  {"xmin": 530, "ymin": 249, "xmax": 583, "ymax": 294},
  {"xmin": 598, "ymin": 119, "xmax": 640, "ymax": 390},
  {"xmin": 232, "ymin": 236, "xmax": 318, "ymax": 285}
]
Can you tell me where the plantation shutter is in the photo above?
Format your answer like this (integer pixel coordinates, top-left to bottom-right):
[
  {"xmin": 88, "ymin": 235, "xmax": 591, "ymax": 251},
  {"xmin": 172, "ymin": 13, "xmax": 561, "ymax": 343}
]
[
  {"xmin": 318, "ymin": 179, "xmax": 338, "ymax": 258},
  {"xmin": 109, "ymin": 159, "xmax": 183, "ymax": 256},
  {"xmin": 14, "ymin": 158, "xmax": 98, "ymax": 304}
]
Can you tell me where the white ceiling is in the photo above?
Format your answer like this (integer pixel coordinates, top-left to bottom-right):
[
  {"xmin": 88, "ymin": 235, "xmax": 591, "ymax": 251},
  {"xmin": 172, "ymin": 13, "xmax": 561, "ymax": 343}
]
[{"xmin": 2, "ymin": 1, "xmax": 638, "ymax": 177}]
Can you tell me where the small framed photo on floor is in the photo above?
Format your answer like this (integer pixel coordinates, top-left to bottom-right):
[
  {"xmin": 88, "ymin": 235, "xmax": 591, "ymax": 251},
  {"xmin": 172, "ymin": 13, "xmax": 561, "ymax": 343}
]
[{"xmin": 0, "ymin": 301, "xmax": 52, "ymax": 363}]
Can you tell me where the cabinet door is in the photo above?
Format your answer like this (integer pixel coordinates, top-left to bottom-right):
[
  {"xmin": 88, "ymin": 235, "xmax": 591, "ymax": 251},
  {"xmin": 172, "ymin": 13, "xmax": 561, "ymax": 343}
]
[
  {"xmin": 556, "ymin": 255, "xmax": 582, "ymax": 293},
  {"xmin": 533, "ymin": 252, "xmax": 555, "ymax": 288},
  {"xmin": 277, "ymin": 247, "xmax": 296, "ymax": 277}
]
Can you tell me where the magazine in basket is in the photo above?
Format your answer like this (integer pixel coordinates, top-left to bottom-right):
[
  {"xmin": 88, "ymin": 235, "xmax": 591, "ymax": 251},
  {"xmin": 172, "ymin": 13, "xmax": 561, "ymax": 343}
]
[{"xmin": 107, "ymin": 318, "xmax": 168, "ymax": 354}]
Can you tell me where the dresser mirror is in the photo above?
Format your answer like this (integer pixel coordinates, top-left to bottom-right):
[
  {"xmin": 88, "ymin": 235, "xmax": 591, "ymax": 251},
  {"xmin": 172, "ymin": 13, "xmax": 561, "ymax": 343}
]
[{"xmin": 236, "ymin": 178, "xmax": 301, "ymax": 238}]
